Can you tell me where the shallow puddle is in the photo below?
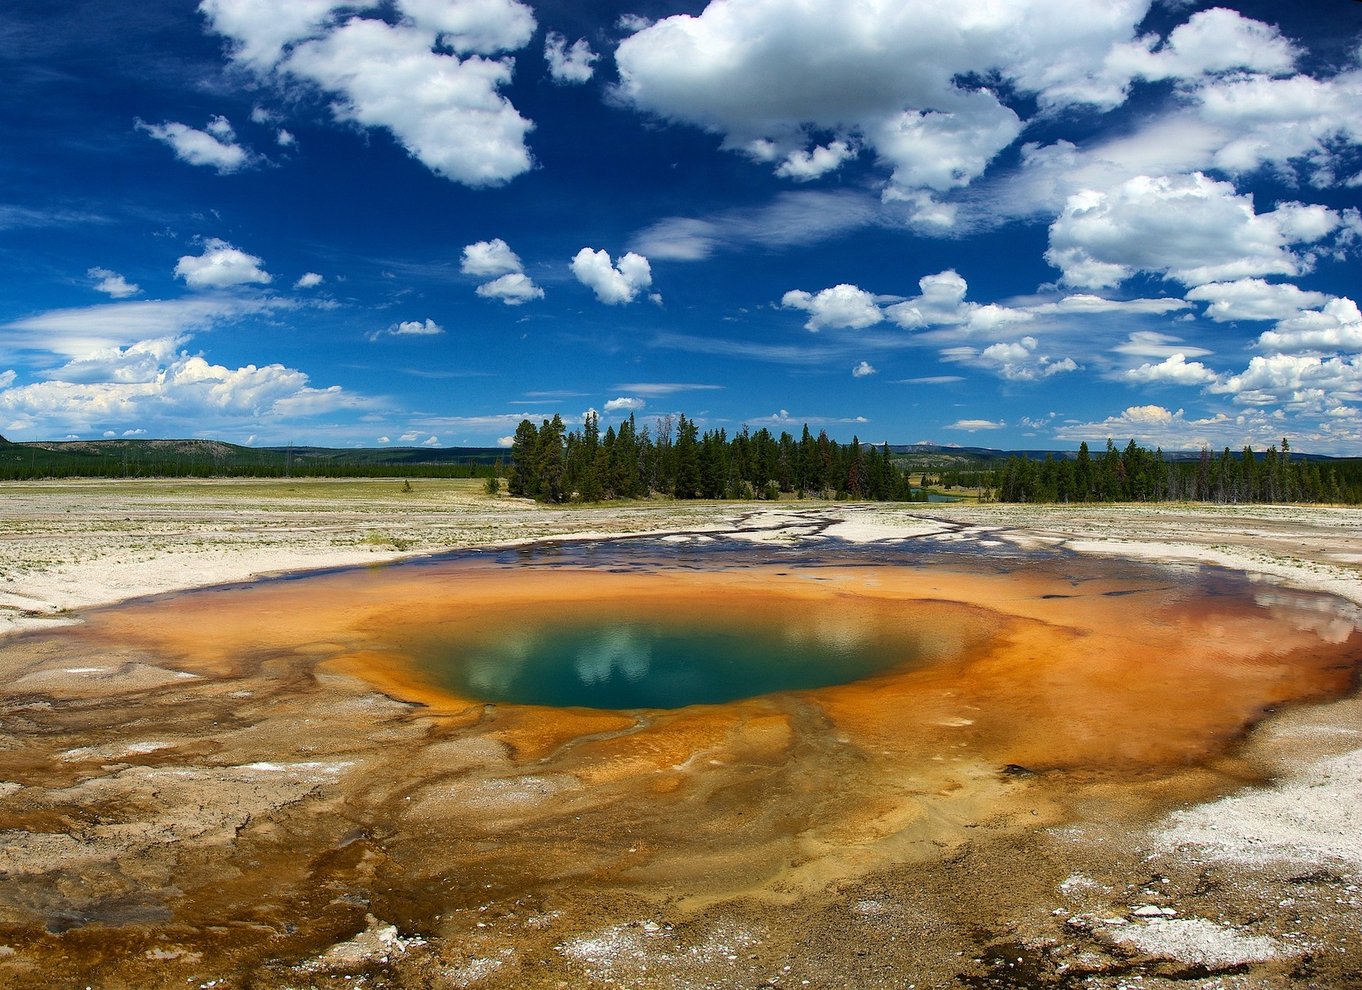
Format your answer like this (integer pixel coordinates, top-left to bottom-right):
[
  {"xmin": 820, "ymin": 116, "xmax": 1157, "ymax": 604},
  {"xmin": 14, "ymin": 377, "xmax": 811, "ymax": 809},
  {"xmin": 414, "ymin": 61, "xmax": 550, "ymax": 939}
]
[{"xmin": 0, "ymin": 532, "xmax": 1359, "ymax": 986}]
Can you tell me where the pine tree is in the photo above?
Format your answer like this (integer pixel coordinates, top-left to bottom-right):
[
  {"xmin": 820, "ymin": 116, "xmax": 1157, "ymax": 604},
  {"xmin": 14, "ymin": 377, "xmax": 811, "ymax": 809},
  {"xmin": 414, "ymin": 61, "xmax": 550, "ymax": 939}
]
[
  {"xmin": 777, "ymin": 432, "xmax": 797, "ymax": 493},
  {"xmin": 798, "ymin": 425, "xmax": 815, "ymax": 494},
  {"xmin": 508, "ymin": 419, "xmax": 539, "ymax": 497},
  {"xmin": 1240, "ymin": 446, "xmax": 1256, "ymax": 502},
  {"xmin": 536, "ymin": 415, "xmax": 567, "ymax": 503},
  {"xmin": 1075, "ymin": 441, "xmax": 1092, "ymax": 501},
  {"xmin": 577, "ymin": 410, "xmax": 603, "ymax": 502},
  {"xmin": 1100, "ymin": 439, "xmax": 1121, "ymax": 501},
  {"xmin": 846, "ymin": 436, "xmax": 864, "ymax": 497},
  {"xmin": 673, "ymin": 414, "xmax": 701, "ymax": 498}
]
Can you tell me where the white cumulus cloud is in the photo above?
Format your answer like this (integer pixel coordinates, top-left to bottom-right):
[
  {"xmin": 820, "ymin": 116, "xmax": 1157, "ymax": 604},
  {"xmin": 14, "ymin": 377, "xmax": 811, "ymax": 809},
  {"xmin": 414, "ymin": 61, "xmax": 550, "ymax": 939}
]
[
  {"xmin": 852, "ymin": 361, "xmax": 876, "ymax": 378},
  {"xmin": 0, "ymin": 340, "xmax": 360, "ymax": 437},
  {"xmin": 774, "ymin": 140, "xmax": 858, "ymax": 182},
  {"xmin": 1124, "ymin": 404, "xmax": 1177, "ymax": 425},
  {"xmin": 138, "ymin": 116, "xmax": 253, "ymax": 173},
  {"xmin": 603, "ymin": 396, "xmax": 646, "ymax": 413},
  {"xmin": 294, "ymin": 271, "xmax": 324, "ymax": 289},
  {"xmin": 369, "ymin": 318, "xmax": 444, "ymax": 341},
  {"xmin": 463, "ymin": 238, "xmax": 543, "ymax": 304},
  {"xmin": 461, "ymin": 237, "xmax": 523, "ymax": 277},
  {"xmin": 1046, "ymin": 172, "xmax": 1339, "ymax": 289},
  {"xmin": 174, "ymin": 238, "xmax": 272, "ymax": 289},
  {"xmin": 396, "ymin": 318, "xmax": 442, "ymax": 335},
  {"xmin": 476, "ymin": 273, "xmax": 544, "ymax": 305},
  {"xmin": 1054, "ymin": 405, "xmax": 1259, "ymax": 448},
  {"xmin": 88, "ymin": 267, "xmax": 140, "ymax": 299},
  {"xmin": 974, "ymin": 336, "xmax": 1079, "ymax": 381},
  {"xmin": 1195, "ymin": 69, "xmax": 1362, "ymax": 184},
  {"xmin": 781, "ymin": 284, "xmax": 883, "ymax": 332},
  {"xmin": 613, "ymin": 0, "xmax": 1152, "ymax": 200},
  {"xmin": 201, "ymin": 0, "xmax": 536, "ymax": 187},
  {"xmin": 1257, "ymin": 297, "xmax": 1362, "ymax": 354},
  {"xmin": 544, "ymin": 31, "xmax": 599, "ymax": 84},
  {"xmin": 39, "ymin": 335, "xmax": 185, "ymax": 385},
  {"xmin": 571, "ymin": 248, "xmax": 653, "ymax": 305},
  {"xmin": 1214, "ymin": 354, "xmax": 1362, "ymax": 412},
  {"xmin": 1185, "ymin": 278, "xmax": 1331, "ymax": 322},
  {"xmin": 884, "ymin": 270, "xmax": 1033, "ymax": 338},
  {"xmin": 985, "ymin": 53, "xmax": 1362, "ymax": 234},
  {"xmin": 885, "ymin": 270, "xmax": 968, "ymax": 327},
  {"xmin": 1101, "ymin": 7, "xmax": 1298, "ymax": 92},
  {"xmin": 1123, "ymin": 353, "xmax": 1219, "ymax": 386},
  {"xmin": 397, "ymin": 0, "xmax": 535, "ymax": 54},
  {"xmin": 198, "ymin": 0, "xmax": 346, "ymax": 70}
]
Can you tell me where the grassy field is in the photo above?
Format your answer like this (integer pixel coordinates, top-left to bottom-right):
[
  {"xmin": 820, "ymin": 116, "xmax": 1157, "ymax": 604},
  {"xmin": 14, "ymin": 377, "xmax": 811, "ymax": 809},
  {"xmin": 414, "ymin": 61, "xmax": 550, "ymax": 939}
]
[
  {"xmin": 0, "ymin": 477, "xmax": 743, "ymax": 629},
  {"xmin": 0, "ymin": 475, "xmax": 491, "ymax": 503}
]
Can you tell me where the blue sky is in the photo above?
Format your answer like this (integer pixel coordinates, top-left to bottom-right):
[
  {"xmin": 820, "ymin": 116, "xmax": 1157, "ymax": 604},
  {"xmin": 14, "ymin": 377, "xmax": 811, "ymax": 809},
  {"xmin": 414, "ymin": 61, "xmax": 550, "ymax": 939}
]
[{"xmin": 2, "ymin": 0, "xmax": 1361, "ymax": 453}]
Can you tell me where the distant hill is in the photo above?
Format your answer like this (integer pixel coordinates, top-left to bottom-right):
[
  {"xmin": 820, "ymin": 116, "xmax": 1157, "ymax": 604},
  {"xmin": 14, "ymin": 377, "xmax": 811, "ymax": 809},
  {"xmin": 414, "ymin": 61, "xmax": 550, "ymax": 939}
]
[
  {"xmin": 0, "ymin": 437, "xmax": 505, "ymax": 480},
  {"xmin": 888, "ymin": 442, "xmax": 1345, "ymax": 465},
  {"xmin": 264, "ymin": 444, "xmax": 505, "ymax": 467}
]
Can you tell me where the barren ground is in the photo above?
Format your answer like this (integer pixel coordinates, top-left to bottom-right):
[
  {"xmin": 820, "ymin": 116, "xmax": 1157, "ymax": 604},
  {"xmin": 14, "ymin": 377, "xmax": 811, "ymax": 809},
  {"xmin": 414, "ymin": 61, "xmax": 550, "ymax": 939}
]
[{"xmin": 0, "ymin": 479, "xmax": 1359, "ymax": 989}]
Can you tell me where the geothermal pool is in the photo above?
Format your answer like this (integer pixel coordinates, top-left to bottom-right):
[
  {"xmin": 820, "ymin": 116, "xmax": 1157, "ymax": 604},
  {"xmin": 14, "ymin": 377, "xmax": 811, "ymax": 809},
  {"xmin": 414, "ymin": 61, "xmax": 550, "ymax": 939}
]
[
  {"xmin": 420, "ymin": 613, "xmax": 921, "ymax": 709},
  {"xmin": 0, "ymin": 531, "xmax": 1359, "ymax": 987},
  {"xmin": 62, "ymin": 535, "xmax": 1354, "ymax": 766}
]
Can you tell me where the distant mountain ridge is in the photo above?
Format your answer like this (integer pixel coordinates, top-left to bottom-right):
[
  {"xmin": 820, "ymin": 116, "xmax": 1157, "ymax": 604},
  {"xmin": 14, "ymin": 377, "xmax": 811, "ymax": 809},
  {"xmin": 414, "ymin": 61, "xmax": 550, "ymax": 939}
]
[
  {"xmin": 887, "ymin": 442, "xmax": 1346, "ymax": 464},
  {"xmin": 0, "ymin": 437, "xmax": 506, "ymax": 480}
]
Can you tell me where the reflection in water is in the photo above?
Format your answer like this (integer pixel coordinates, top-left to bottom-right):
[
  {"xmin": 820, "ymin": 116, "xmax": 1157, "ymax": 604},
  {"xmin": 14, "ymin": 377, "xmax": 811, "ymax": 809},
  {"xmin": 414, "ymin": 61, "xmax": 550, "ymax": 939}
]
[
  {"xmin": 573, "ymin": 626, "xmax": 651, "ymax": 685},
  {"xmin": 430, "ymin": 614, "xmax": 916, "ymax": 710},
  {"xmin": 1249, "ymin": 576, "xmax": 1362, "ymax": 644}
]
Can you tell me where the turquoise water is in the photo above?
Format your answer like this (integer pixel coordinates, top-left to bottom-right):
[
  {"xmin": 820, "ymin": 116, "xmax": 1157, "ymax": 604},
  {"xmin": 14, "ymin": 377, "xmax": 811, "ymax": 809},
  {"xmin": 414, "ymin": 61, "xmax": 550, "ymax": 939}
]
[{"xmin": 420, "ymin": 617, "xmax": 916, "ymax": 709}]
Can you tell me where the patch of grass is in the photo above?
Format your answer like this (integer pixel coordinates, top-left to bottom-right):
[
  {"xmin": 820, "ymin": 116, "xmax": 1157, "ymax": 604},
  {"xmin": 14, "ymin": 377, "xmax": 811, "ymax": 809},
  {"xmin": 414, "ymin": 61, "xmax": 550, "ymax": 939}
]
[{"xmin": 361, "ymin": 532, "xmax": 416, "ymax": 551}]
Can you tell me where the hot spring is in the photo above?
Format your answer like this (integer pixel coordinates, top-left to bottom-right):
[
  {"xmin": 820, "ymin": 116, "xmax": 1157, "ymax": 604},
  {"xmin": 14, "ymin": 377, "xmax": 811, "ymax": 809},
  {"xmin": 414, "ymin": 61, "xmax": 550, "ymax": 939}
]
[
  {"xmin": 407, "ymin": 603, "xmax": 947, "ymax": 709},
  {"xmin": 49, "ymin": 535, "xmax": 1359, "ymax": 772},
  {"xmin": 0, "ymin": 527, "xmax": 1359, "ymax": 987}
]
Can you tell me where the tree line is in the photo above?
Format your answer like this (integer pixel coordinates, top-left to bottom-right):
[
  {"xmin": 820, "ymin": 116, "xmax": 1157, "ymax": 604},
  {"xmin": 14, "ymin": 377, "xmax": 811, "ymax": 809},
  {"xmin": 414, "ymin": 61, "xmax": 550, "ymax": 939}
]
[
  {"xmin": 985, "ymin": 439, "xmax": 1362, "ymax": 504},
  {"xmin": 506, "ymin": 412, "xmax": 926, "ymax": 503}
]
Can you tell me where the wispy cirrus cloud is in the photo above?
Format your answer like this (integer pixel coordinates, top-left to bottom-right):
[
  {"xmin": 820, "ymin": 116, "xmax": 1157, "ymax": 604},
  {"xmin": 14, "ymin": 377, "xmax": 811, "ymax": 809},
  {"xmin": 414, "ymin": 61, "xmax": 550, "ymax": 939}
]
[
  {"xmin": 632, "ymin": 190, "xmax": 885, "ymax": 261},
  {"xmin": 612, "ymin": 382, "xmax": 724, "ymax": 396},
  {"xmin": 1, "ymin": 296, "xmax": 297, "ymax": 360}
]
